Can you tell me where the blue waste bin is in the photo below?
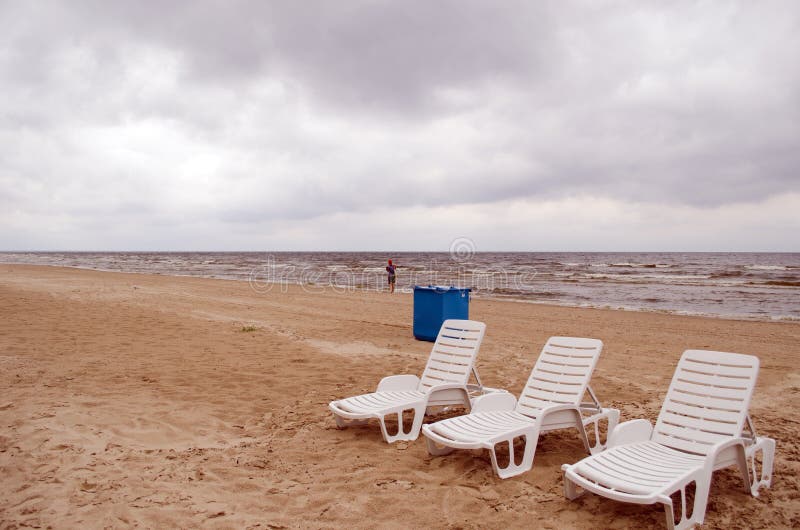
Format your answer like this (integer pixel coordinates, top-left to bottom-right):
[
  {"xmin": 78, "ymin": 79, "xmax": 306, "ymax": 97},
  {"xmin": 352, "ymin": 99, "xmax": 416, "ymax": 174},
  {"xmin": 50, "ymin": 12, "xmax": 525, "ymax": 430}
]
[{"xmin": 413, "ymin": 285, "xmax": 471, "ymax": 341}]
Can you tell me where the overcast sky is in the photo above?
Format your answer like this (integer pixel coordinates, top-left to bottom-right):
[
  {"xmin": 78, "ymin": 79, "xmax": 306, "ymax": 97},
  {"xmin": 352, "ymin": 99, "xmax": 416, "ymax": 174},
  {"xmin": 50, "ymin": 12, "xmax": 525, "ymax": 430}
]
[{"xmin": 1, "ymin": 1, "xmax": 798, "ymax": 251}]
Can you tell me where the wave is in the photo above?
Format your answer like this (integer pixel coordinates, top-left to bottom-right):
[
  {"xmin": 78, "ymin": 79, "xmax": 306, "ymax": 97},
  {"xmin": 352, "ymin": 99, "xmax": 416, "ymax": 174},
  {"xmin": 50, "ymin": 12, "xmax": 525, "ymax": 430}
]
[
  {"xmin": 486, "ymin": 287, "xmax": 571, "ymax": 298},
  {"xmin": 710, "ymin": 271, "xmax": 745, "ymax": 278},
  {"xmin": 745, "ymin": 265, "xmax": 787, "ymax": 271},
  {"xmin": 581, "ymin": 273, "xmax": 711, "ymax": 282},
  {"xmin": 466, "ymin": 269, "xmax": 508, "ymax": 275},
  {"xmin": 609, "ymin": 262, "xmax": 671, "ymax": 268},
  {"xmin": 772, "ymin": 314, "xmax": 800, "ymax": 321},
  {"xmin": 762, "ymin": 280, "xmax": 800, "ymax": 287},
  {"xmin": 572, "ymin": 262, "xmax": 674, "ymax": 269}
]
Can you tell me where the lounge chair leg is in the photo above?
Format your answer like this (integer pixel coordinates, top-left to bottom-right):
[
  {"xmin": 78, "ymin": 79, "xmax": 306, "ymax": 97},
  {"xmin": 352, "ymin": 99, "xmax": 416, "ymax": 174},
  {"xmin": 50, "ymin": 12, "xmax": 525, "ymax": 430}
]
[
  {"xmin": 488, "ymin": 431, "xmax": 538, "ymax": 479},
  {"xmin": 408, "ymin": 404, "xmax": 426, "ymax": 439},
  {"xmin": 662, "ymin": 477, "xmax": 707, "ymax": 530},
  {"xmin": 425, "ymin": 435, "xmax": 455, "ymax": 456},
  {"xmin": 662, "ymin": 500, "xmax": 677, "ymax": 530},
  {"xmin": 582, "ymin": 408, "xmax": 620, "ymax": 454},
  {"xmin": 334, "ymin": 415, "xmax": 368, "ymax": 429},
  {"xmin": 562, "ymin": 469, "xmax": 585, "ymax": 500},
  {"xmin": 735, "ymin": 443, "xmax": 753, "ymax": 494},
  {"xmin": 746, "ymin": 437, "xmax": 776, "ymax": 496},
  {"xmin": 377, "ymin": 415, "xmax": 393, "ymax": 442},
  {"xmin": 378, "ymin": 405, "xmax": 427, "ymax": 443},
  {"xmin": 488, "ymin": 440, "xmax": 514, "ymax": 479},
  {"xmin": 377, "ymin": 412, "xmax": 409, "ymax": 443},
  {"xmin": 575, "ymin": 414, "xmax": 592, "ymax": 454},
  {"xmin": 691, "ymin": 478, "xmax": 710, "ymax": 529},
  {"xmin": 662, "ymin": 494, "xmax": 696, "ymax": 530}
]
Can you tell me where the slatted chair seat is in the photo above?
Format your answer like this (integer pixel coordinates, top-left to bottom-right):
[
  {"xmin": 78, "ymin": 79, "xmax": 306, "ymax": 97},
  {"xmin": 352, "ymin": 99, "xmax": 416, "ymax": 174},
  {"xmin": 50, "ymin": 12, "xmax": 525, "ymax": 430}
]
[
  {"xmin": 422, "ymin": 337, "xmax": 620, "ymax": 479},
  {"xmin": 563, "ymin": 350, "xmax": 776, "ymax": 530},
  {"xmin": 333, "ymin": 391, "xmax": 427, "ymax": 415},
  {"xmin": 329, "ymin": 320, "xmax": 486, "ymax": 443},
  {"xmin": 424, "ymin": 410, "xmax": 538, "ymax": 448},
  {"xmin": 571, "ymin": 441, "xmax": 705, "ymax": 496}
]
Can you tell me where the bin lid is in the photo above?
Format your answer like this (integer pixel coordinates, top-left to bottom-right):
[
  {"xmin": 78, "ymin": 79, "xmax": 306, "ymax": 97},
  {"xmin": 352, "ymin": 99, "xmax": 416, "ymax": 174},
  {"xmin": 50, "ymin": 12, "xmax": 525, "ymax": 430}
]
[{"xmin": 413, "ymin": 285, "xmax": 471, "ymax": 293}]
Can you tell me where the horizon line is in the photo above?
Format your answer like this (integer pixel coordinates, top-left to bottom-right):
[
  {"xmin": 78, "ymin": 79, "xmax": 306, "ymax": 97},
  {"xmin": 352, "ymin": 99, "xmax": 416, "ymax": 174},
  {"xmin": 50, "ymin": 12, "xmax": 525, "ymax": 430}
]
[{"xmin": 1, "ymin": 249, "xmax": 798, "ymax": 254}]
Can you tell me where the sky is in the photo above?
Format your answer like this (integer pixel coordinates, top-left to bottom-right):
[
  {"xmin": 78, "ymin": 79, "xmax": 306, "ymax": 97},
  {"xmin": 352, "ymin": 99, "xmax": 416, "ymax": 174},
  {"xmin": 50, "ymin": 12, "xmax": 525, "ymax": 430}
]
[{"xmin": 1, "ymin": 0, "xmax": 798, "ymax": 252}]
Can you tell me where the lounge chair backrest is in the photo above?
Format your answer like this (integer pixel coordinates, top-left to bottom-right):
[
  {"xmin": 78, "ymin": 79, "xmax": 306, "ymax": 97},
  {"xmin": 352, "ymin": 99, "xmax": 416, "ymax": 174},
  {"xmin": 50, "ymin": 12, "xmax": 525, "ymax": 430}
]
[
  {"xmin": 515, "ymin": 337, "xmax": 603, "ymax": 418},
  {"xmin": 418, "ymin": 320, "xmax": 486, "ymax": 392},
  {"xmin": 652, "ymin": 349, "xmax": 759, "ymax": 456}
]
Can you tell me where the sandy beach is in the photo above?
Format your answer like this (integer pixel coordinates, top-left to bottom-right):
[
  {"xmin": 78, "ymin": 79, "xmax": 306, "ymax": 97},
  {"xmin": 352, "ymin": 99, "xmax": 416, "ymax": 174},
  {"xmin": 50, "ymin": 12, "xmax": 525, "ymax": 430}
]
[{"xmin": 1, "ymin": 264, "xmax": 798, "ymax": 529}]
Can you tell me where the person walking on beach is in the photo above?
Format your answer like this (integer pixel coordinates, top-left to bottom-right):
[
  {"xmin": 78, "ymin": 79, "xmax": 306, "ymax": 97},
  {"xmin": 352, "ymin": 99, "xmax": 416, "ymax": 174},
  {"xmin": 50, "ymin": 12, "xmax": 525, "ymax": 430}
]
[{"xmin": 386, "ymin": 259, "xmax": 397, "ymax": 293}]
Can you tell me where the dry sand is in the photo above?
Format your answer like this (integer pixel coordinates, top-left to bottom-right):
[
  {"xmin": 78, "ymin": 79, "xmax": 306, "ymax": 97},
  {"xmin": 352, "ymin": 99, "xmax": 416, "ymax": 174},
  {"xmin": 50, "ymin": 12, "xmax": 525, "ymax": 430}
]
[{"xmin": 0, "ymin": 264, "xmax": 798, "ymax": 529}]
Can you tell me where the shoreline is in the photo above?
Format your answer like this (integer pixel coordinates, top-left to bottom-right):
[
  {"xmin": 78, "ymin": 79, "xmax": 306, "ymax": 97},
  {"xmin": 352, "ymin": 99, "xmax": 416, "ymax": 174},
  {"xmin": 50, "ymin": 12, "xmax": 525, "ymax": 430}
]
[
  {"xmin": 1, "ymin": 263, "xmax": 798, "ymax": 528},
  {"xmin": 2, "ymin": 261, "xmax": 798, "ymax": 325}
]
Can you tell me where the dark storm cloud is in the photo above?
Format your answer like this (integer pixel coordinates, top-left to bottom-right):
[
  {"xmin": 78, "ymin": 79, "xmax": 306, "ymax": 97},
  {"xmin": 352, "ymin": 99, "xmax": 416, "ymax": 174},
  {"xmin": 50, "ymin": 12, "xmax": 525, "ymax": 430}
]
[
  {"xmin": 1, "ymin": 0, "xmax": 799, "ymax": 231},
  {"xmin": 76, "ymin": 1, "xmax": 552, "ymax": 109},
  {"xmin": 264, "ymin": 2, "xmax": 554, "ymax": 112}
]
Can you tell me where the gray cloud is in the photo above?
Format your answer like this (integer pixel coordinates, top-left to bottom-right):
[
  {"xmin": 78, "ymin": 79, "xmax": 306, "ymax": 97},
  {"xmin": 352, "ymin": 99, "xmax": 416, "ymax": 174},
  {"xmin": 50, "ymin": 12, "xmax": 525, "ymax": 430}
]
[{"xmin": 0, "ymin": 1, "xmax": 799, "ymax": 249}]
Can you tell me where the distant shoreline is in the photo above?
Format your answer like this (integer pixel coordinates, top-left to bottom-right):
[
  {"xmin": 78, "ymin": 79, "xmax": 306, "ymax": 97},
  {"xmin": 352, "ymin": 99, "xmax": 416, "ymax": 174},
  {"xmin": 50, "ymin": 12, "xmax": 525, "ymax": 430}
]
[{"xmin": 2, "ymin": 261, "xmax": 798, "ymax": 325}]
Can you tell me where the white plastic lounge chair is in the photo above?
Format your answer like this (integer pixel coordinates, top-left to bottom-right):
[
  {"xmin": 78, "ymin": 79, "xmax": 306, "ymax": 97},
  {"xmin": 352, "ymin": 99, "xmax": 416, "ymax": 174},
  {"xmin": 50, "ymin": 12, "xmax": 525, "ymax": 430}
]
[
  {"xmin": 562, "ymin": 350, "xmax": 775, "ymax": 530},
  {"xmin": 329, "ymin": 319, "xmax": 487, "ymax": 443},
  {"xmin": 422, "ymin": 337, "xmax": 620, "ymax": 479}
]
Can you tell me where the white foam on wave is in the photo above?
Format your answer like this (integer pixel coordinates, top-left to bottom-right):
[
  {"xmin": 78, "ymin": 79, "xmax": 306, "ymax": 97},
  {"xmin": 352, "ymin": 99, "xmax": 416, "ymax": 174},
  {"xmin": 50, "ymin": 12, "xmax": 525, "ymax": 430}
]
[
  {"xmin": 610, "ymin": 262, "xmax": 672, "ymax": 268},
  {"xmin": 582, "ymin": 273, "xmax": 710, "ymax": 282},
  {"xmin": 771, "ymin": 314, "xmax": 800, "ymax": 321},
  {"xmin": 745, "ymin": 265, "xmax": 787, "ymax": 271}
]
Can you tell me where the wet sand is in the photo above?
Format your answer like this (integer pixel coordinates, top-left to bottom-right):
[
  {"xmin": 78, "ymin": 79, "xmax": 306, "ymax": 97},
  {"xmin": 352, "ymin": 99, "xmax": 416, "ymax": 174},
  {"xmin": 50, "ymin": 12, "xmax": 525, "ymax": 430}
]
[{"xmin": 1, "ymin": 264, "xmax": 798, "ymax": 528}]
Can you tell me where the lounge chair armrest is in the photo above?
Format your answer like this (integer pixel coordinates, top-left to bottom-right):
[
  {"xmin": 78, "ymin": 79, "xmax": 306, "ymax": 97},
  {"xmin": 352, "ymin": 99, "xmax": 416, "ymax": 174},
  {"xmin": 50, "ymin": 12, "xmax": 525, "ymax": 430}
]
[
  {"xmin": 608, "ymin": 419, "xmax": 653, "ymax": 448},
  {"xmin": 425, "ymin": 383, "xmax": 472, "ymax": 408},
  {"xmin": 539, "ymin": 403, "xmax": 580, "ymax": 415},
  {"xmin": 471, "ymin": 391, "xmax": 517, "ymax": 413},
  {"xmin": 377, "ymin": 374, "xmax": 419, "ymax": 392},
  {"xmin": 707, "ymin": 437, "xmax": 747, "ymax": 456},
  {"xmin": 704, "ymin": 437, "xmax": 748, "ymax": 472},
  {"xmin": 426, "ymin": 382, "xmax": 469, "ymax": 394}
]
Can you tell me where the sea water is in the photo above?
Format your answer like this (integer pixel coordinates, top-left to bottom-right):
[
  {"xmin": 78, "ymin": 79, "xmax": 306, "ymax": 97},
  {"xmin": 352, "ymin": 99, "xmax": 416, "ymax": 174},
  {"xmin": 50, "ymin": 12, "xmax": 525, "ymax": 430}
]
[{"xmin": 1, "ymin": 251, "xmax": 798, "ymax": 321}]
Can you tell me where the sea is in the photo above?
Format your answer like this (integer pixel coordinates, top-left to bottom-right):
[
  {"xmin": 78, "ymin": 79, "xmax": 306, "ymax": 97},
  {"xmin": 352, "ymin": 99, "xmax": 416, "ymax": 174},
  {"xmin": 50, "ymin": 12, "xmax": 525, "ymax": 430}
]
[{"xmin": 1, "ymin": 252, "xmax": 798, "ymax": 321}]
